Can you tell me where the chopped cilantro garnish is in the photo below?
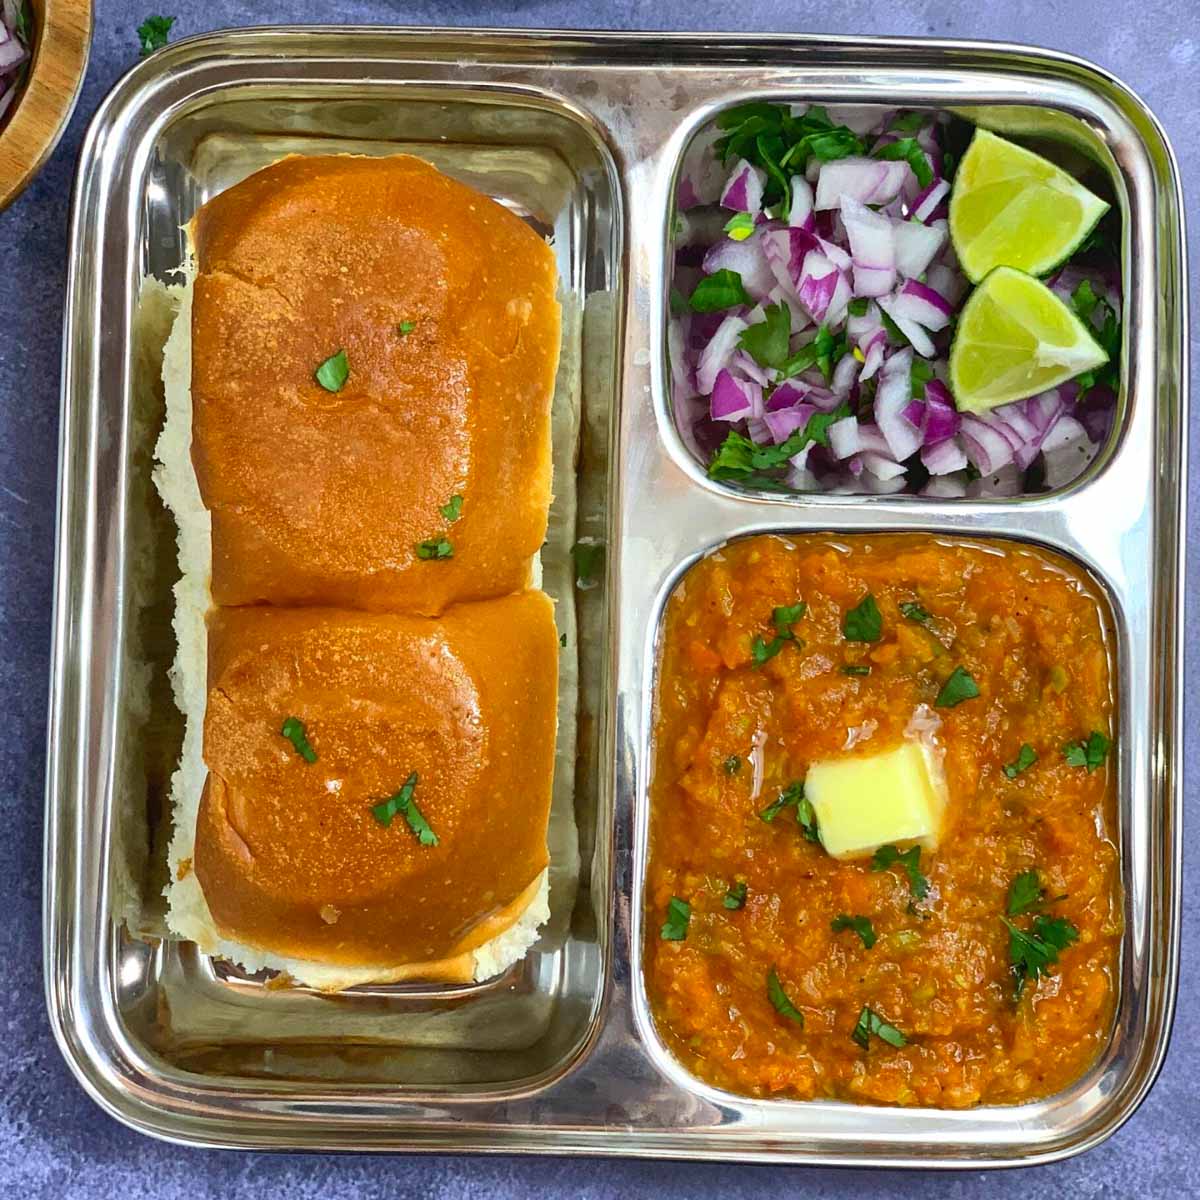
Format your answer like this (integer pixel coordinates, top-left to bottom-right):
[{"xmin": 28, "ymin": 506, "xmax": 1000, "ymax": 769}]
[
  {"xmin": 847, "ymin": 297, "xmax": 870, "ymax": 317},
  {"xmin": 661, "ymin": 896, "xmax": 691, "ymax": 941},
  {"xmin": 1069, "ymin": 280, "xmax": 1121, "ymax": 398},
  {"xmin": 1006, "ymin": 869, "xmax": 1046, "ymax": 917},
  {"xmin": 843, "ymin": 593, "xmax": 882, "ymax": 643},
  {"xmin": 559, "ymin": 633, "xmax": 567, "ymax": 647},
  {"xmin": 371, "ymin": 772, "xmax": 439, "ymax": 845},
  {"xmin": 795, "ymin": 794, "xmax": 821, "ymax": 844},
  {"xmin": 713, "ymin": 104, "xmax": 864, "ymax": 218},
  {"xmin": 842, "ymin": 664, "xmax": 871, "ymax": 677},
  {"xmin": 1062, "ymin": 730, "xmax": 1110, "ymax": 772},
  {"xmin": 415, "ymin": 537, "xmax": 453, "ymax": 560},
  {"xmin": 852, "ymin": 1005, "xmax": 907, "ymax": 1050},
  {"xmin": 314, "ymin": 349, "xmax": 349, "ymax": 393},
  {"xmin": 723, "ymin": 754, "xmax": 742, "ymax": 775},
  {"xmin": 723, "ymin": 212, "xmax": 756, "ymax": 241},
  {"xmin": 439, "ymin": 494, "xmax": 463, "ymax": 522},
  {"xmin": 571, "ymin": 541, "xmax": 605, "ymax": 586},
  {"xmin": 707, "ymin": 403, "xmax": 851, "ymax": 487},
  {"xmin": 780, "ymin": 323, "xmax": 849, "ymax": 383},
  {"xmin": 724, "ymin": 881, "xmax": 748, "ymax": 910},
  {"xmin": 738, "ymin": 302, "xmax": 791, "ymax": 370},
  {"xmin": 871, "ymin": 844, "xmax": 929, "ymax": 900},
  {"xmin": 872, "ymin": 137, "xmax": 934, "ymax": 188},
  {"xmin": 899, "ymin": 601, "xmax": 930, "ymax": 624},
  {"xmin": 137, "ymin": 14, "xmax": 175, "ymax": 56},
  {"xmin": 759, "ymin": 780, "xmax": 804, "ymax": 823},
  {"xmin": 1003, "ymin": 743, "xmax": 1038, "ymax": 780},
  {"xmin": 750, "ymin": 600, "xmax": 806, "ymax": 667},
  {"xmin": 831, "ymin": 913, "xmax": 877, "ymax": 949},
  {"xmin": 1003, "ymin": 913, "xmax": 1079, "ymax": 999},
  {"xmin": 280, "ymin": 716, "xmax": 317, "ymax": 764},
  {"xmin": 766, "ymin": 966, "xmax": 805, "ymax": 1025},
  {"xmin": 909, "ymin": 356, "xmax": 935, "ymax": 398},
  {"xmin": 669, "ymin": 286, "xmax": 688, "ymax": 316},
  {"xmin": 889, "ymin": 111, "xmax": 927, "ymax": 133},
  {"xmin": 397, "ymin": 320, "xmax": 416, "ymax": 336},
  {"xmin": 689, "ymin": 269, "xmax": 752, "ymax": 313},
  {"xmin": 935, "ymin": 666, "xmax": 979, "ymax": 708}
]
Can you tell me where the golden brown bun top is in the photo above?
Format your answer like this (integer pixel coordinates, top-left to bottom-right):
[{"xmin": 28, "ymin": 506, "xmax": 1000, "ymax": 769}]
[
  {"xmin": 193, "ymin": 592, "xmax": 559, "ymax": 967},
  {"xmin": 190, "ymin": 154, "xmax": 560, "ymax": 613}
]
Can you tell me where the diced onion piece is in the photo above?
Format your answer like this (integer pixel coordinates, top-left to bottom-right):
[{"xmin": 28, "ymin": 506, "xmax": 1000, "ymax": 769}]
[
  {"xmin": 720, "ymin": 158, "xmax": 767, "ymax": 215},
  {"xmin": 695, "ymin": 314, "xmax": 748, "ymax": 394},
  {"xmin": 815, "ymin": 157, "xmax": 909, "ymax": 210}
]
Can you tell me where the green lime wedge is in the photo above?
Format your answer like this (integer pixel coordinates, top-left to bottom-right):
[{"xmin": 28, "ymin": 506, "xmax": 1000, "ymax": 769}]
[
  {"xmin": 949, "ymin": 130, "xmax": 1109, "ymax": 284},
  {"xmin": 949, "ymin": 266, "xmax": 1109, "ymax": 413}
]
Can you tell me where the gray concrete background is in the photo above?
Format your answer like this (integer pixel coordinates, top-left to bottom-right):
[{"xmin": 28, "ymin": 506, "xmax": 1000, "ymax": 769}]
[{"xmin": 0, "ymin": 2, "xmax": 1194, "ymax": 1195}]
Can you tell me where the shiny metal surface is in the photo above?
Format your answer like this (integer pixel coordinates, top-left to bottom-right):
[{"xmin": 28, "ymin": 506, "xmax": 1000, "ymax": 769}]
[{"xmin": 46, "ymin": 26, "xmax": 1186, "ymax": 1164}]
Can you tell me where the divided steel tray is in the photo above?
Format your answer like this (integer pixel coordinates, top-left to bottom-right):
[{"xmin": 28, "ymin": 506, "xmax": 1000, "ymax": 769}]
[{"xmin": 44, "ymin": 26, "xmax": 1186, "ymax": 1164}]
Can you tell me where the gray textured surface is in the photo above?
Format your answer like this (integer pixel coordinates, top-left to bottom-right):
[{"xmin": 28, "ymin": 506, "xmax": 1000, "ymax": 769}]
[{"xmin": 1, "ymin": 1, "xmax": 1195, "ymax": 1195}]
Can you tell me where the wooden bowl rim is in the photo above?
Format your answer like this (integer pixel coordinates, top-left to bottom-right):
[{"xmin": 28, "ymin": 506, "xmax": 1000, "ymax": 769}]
[{"xmin": 0, "ymin": 0, "xmax": 93, "ymax": 211}]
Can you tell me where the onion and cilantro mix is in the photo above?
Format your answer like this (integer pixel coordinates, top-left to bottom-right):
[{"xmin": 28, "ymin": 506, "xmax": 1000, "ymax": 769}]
[
  {"xmin": 670, "ymin": 104, "xmax": 1121, "ymax": 497},
  {"xmin": 0, "ymin": 1, "xmax": 33, "ymax": 128}
]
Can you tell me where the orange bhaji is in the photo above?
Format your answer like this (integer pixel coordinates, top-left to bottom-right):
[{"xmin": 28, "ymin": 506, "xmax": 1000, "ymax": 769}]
[{"xmin": 644, "ymin": 534, "xmax": 1121, "ymax": 1108}]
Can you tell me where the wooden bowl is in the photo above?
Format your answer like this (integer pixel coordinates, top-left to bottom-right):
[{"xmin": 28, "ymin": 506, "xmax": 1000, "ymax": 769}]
[{"xmin": 0, "ymin": 0, "xmax": 91, "ymax": 211}]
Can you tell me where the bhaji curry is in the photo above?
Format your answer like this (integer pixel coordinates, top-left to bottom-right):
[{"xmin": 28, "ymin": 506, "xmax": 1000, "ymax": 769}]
[{"xmin": 644, "ymin": 534, "xmax": 1121, "ymax": 1108}]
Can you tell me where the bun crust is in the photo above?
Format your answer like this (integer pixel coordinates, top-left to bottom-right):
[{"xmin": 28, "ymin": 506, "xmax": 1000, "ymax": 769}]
[
  {"xmin": 193, "ymin": 591, "xmax": 558, "ymax": 967},
  {"xmin": 190, "ymin": 154, "xmax": 560, "ymax": 614}
]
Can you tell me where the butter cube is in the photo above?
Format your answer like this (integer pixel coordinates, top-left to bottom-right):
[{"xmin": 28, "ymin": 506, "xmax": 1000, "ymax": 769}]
[{"xmin": 805, "ymin": 739, "xmax": 947, "ymax": 861}]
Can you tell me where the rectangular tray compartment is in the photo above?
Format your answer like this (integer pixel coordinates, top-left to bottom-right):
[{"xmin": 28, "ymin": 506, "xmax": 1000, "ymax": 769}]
[
  {"xmin": 47, "ymin": 26, "xmax": 1185, "ymax": 1162},
  {"xmin": 631, "ymin": 529, "xmax": 1138, "ymax": 1153},
  {"xmin": 663, "ymin": 101, "xmax": 1129, "ymax": 502}
]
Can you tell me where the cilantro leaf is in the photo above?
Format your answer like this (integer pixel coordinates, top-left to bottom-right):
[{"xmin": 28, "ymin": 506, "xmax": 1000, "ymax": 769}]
[
  {"xmin": 690, "ymin": 269, "xmax": 752, "ymax": 312},
  {"xmin": 909, "ymin": 356, "xmax": 935, "ymax": 399},
  {"xmin": 314, "ymin": 348, "xmax": 349, "ymax": 393},
  {"xmin": 847, "ymin": 297, "xmax": 870, "ymax": 317},
  {"xmin": 397, "ymin": 320, "xmax": 416, "ymax": 336},
  {"xmin": 773, "ymin": 601, "xmax": 807, "ymax": 632},
  {"xmin": 1003, "ymin": 743, "xmax": 1038, "ymax": 780},
  {"xmin": 889, "ymin": 111, "xmax": 927, "ymax": 134},
  {"xmin": 1006, "ymin": 869, "xmax": 1045, "ymax": 917},
  {"xmin": 1068, "ymin": 279, "xmax": 1120, "ymax": 397},
  {"xmin": 439, "ymin": 494, "xmax": 463, "ymax": 522},
  {"xmin": 1062, "ymin": 730, "xmax": 1110, "ymax": 772},
  {"xmin": 661, "ymin": 896, "xmax": 691, "ymax": 941},
  {"xmin": 724, "ymin": 881, "xmax": 748, "ymax": 910},
  {"xmin": 707, "ymin": 404, "xmax": 851, "ymax": 487},
  {"xmin": 842, "ymin": 664, "xmax": 871, "ymax": 677},
  {"xmin": 415, "ymin": 537, "xmax": 453, "ymax": 560},
  {"xmin": 766, "ymin": 966, "xmax": 805, "ymax": 1025},
  {"xmin": 760, "ymin": 780, "xmax": 804, "ymax": 823},
  {"xmin": 831, "ymin": 913, "xmax": 877, "ymax": 949},
  {"xmin": 872, "ymin": 137, "xmax": 934, "ymax": 188},
  {"xmin": 1003, "ymin": 913, "xmax": 1079, "ymax": 999},
  {"xmin": 871, "ymin": 844, "xmax": 929, "ymax": 900},
  {"xmin": 280, "ymin": 716, "xmax": 317, "ymax": 764},
  {"xmin": 371, "ymin": 772, "xmax": 439, "ymax": 846},
  {"xmin": 843, "ymin": 593, "xmax": 882, "ymax": 643},
  {"xmin": 852, "ymin": 1006, "xmax": 907, "ymax": 1050},
  {"xmin": 137, "ymin": 14, "xmax": 175, "ymax": 56},
  {"xmin": 795, "ymin": 794, "xmax": 821, "ymax": 844},
  {"xmin": 899, "ymin": 601, "xmax": 930, "ymax": 624},
  {"xmin": 723, "ymin": 754, "xmax": 742, "ymax": 775},
  {"xmin": 781, "ymin": 323, "xmax": 849, "ymax": 383},
  {"xmin": 935, "ymin": 666, "xmax": 979, "ymax": 708},
  {"xmin": 738, "ymin": 302, "xmax": 792, "ymax": 370}
]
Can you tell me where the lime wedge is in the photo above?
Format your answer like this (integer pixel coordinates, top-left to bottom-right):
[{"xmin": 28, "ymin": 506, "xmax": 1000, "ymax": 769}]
[
  {"xmin": 949, "ymin": 129, "xmax": 1109, "ymax": 284},
  {"xmin": 949, "ymin": 266, "xmax": 1109, "ymax": 413}
]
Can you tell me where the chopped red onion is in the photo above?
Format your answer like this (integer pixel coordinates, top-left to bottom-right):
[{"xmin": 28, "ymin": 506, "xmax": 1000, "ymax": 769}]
[
  {"xmin": 710, "ymin": 369, "xmax": 761, "ymax": 422},
  {"xmin": 894, "ymin": 220, "xmax": 946, "ymax": 278},
  {"xmin": 721, "ymin": 158, "xmax": 767, "ymax": 215},
  {"xmin": 695, "ymin": 314, "xmax": 748, "ymax": 394},
  {"xmin": 816, "ymin": 158, "xmax": 909, "ymax": 210},
  {"xmin": 702, "ymin": 233, "xmax": 776, "ymax": 301}
]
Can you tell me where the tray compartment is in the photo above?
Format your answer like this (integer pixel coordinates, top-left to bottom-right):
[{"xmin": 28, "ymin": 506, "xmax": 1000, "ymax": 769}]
[
  {"xmin": 630, "ymin": 528, "xmax": 1146, "ymax": 1151},
  {"xmin": 50, "ymin": 70, "xmax": 623, "ymax": 1100}
]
